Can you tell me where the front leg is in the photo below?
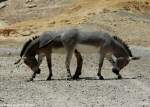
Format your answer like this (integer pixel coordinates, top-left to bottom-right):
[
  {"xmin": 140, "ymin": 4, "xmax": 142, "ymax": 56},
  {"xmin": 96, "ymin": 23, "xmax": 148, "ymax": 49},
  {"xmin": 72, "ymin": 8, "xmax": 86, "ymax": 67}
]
[
  {"xmin": 37, "ymin": 53, "xmax": 45, "ymax": 67},
  {"xmin": 27, "ymin": 72, "xmax": 36, "ymax": 82},
  {"xmin": 24, "ymin": 57, "xmax": 40, "ymax": 81},
  {"xmin": 46, "ymin": 52, "xmax": 53, "ymax": 80},
  {"xmin": 65, "ymin": 49, "xmax": 74, "ymax": 80},
  {"xmin": 112, "ymin": 68, "xmax": 122, "ymax": 79},
  {"xmin": 97, "ymin": 52, "xmax": 105, "ymax": 80},
  {"xmin": 73, "ymin": 49, "xmax": 83, "ymax": 80}
]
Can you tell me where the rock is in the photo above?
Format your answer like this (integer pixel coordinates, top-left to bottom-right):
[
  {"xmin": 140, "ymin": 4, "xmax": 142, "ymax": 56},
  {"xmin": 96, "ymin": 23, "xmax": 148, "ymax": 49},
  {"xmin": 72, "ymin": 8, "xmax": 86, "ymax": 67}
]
[
  {"xmin": 88, "ymin": 12, "xmax": 96, "ymax": 16},
  {"xmin": 0, "ymin": 2, "xmax": 6, "ymax": 9},
  {"xmin": 102, "ymin": 8, "xmax": 110, "ymax": 13},
  {"xmin": 49, "ymin": 21, "xmax": 56, "ymax": 24},
  {"xmin": 25, "ymin": 0, "xmax": 33, "ymax": 3},
  {"xmin": 21, "ymin": 30, "xmax": 32, "ymax": 36},
  {"xmin": 113, "ymin": 24, "xmax": 117, "ymax": 27},
  {"xmin": 7, "ymin": 52, "xmax": 11, "ymax": 56},
  {"xmin": 27, "ymin": 4, "xmax": 37, "ymax": 8}
]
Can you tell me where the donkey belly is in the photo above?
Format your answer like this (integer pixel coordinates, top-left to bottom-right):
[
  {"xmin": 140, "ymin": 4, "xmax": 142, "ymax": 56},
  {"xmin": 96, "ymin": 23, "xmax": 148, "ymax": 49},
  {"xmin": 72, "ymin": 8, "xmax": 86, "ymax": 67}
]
[
  {"xmin": 52, "ymin": 45, "xmax": 99, "ymax": 54},
  {"xmin": 76, "ymin": 44, "xmax": 99, "ymax": 53},
  {"xmin": 52, "ymin": 47, "xmax": 66, "ymax": 54}
]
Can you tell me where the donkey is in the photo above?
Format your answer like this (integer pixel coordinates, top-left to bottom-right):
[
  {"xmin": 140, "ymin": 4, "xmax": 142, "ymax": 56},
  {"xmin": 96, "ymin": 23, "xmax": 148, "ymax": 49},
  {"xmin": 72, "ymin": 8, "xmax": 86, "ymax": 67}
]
[
  {"xmin": 15, "ymin": 28, "xmax": 140, "ymax": 81},
  {"xmin": 15, "ymin": 31, "xmax": 83, "ymax": 81},
  {"xmin": 55, "ymin": 28, "xmax": 140, "ymax": 80}
]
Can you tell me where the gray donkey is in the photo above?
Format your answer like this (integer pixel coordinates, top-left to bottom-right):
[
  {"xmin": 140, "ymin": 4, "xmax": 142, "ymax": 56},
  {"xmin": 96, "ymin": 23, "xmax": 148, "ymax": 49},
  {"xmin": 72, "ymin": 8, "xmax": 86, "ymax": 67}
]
[
  {"xmin": 57, "ymin": 28, "xmax": 140, "ymax": 80},
  {"xmin": 15, "ymin": 31, "xmax": 83, "ymax": 81},
  {"xmin": 15, "ymin": 28, "xmax": 140, "ymax": 81}
]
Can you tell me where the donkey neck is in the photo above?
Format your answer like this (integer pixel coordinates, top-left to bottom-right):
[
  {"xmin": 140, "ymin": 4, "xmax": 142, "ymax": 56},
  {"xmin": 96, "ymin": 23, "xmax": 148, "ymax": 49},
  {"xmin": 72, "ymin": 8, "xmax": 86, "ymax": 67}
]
[
  {"xmin": 113, "ymin": 40, "xmax": 129, "ymax": 58},
  {"xmin": 24, "ymin": 39, "xmax": 39, "ymax": 57}
]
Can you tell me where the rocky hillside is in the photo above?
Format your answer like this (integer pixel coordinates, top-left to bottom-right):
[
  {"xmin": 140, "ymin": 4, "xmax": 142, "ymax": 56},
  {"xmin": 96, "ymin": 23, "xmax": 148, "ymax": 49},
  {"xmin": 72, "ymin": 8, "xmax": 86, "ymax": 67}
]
[{"xmin": 0, "ymin": 0, "xmax": 150, "ymax": 46}]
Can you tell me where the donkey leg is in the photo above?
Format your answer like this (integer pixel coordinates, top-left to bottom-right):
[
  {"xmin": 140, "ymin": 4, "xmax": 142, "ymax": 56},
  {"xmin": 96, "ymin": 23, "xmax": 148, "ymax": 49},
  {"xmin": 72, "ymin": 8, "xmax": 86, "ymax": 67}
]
[
  {"xmin": 112, "ymin": 59, "xmax": 123, "ymax": 79},
  {"xmin": 73, "ymin": 49, "xmax": 83, "ymax": 80},
  {"xmin": 29, "ymin": 66, "xmax": 41, "ymax": 81},
  {"xmin": 38, "ymin": 53, "xmax": 45, "ymax": 66},
  {"xmin": 65, "ymin": 49, "xmax": 74, "ymax": 80},
  {"xmin": 46, "ymin": 53, "xmax": 53, "ymax": 80},
  {"xmin": 112, "ymin": 68, "xmax": 122, "ymax": 79},
  {"xmin": 27, "ymin": 67, "xmax": 41, "ymax": 82},
  {"xmin": 106, "ymin": 56, "xmax": 122, "ymax": 79},
  {"xmin": 97, "ymin": 53, "xmax": 105, "ymax": 80},
  {"xmin": 28, "ymin": 72, "xmax": 36, "ymax": 82}
]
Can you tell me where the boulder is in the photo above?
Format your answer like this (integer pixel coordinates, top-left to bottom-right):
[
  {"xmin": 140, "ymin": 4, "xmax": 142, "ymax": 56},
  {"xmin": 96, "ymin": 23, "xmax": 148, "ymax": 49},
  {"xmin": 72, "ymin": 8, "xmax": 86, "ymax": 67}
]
[{"xmin": 0, "ymin": 2, "xmax": 6, "ymax": 9}]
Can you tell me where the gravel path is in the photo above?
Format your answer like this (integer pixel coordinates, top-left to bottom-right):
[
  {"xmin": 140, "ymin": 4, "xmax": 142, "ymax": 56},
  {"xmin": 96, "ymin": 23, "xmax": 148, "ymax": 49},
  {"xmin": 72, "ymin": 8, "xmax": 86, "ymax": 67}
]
[{"xmin": 0, "ymin": 46, "xmax": 150, "ymax": 107}]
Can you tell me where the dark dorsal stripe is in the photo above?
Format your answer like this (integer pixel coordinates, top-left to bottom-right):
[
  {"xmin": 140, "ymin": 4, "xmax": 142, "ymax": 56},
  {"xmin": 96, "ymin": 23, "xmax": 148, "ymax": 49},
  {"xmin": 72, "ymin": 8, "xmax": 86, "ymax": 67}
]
[
  {"xmin": 113, "ymin": 36, "xmax": 133, "ymax": 57},
  {"xmin": 20, "ymin": 36, "xmax": 39, "ymax": 57}
]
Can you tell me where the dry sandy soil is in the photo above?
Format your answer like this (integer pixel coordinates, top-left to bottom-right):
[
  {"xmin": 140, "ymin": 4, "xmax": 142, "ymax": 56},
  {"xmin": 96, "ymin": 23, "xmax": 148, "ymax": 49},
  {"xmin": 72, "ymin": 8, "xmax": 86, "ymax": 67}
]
[
  {"xmin": 0, "ymin": 0, "xmax": 150, "ymax": 107},
  {"xmin": 0, "ymin": 46, "xmax": 150, "ymax": 107}
]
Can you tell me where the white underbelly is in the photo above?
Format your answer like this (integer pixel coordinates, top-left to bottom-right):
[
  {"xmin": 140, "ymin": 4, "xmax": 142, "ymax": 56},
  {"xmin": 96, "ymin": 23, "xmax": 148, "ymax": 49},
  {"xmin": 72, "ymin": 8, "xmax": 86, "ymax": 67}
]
[
  {"xmin": 52, "ymin": 44, "xmax": 99, "ymax": 54},
  {"xmin": 76, "ymin": 44, "xmax": 99, "ymax": 53},
  {"xmin": 52, "ymin": 48, "xmax": 66, "ymax": 54}
]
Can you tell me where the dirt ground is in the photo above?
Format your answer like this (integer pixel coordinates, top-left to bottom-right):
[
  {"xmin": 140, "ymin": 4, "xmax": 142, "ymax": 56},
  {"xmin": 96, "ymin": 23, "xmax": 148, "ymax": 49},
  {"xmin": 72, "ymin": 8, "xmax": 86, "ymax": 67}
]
[
  {"xmin": 0, "ymin": 46, "xmax": 150, "ymax": 107},
  {"xmin": 0, "ymin": 0, "xmax": 150, "ymax": 107}
]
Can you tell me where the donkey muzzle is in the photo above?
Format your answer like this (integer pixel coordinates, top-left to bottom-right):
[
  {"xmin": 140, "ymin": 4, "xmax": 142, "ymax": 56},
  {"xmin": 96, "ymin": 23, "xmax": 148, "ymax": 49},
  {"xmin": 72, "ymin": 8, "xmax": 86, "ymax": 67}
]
[
  {"xmin": 129, "ymin": 56, "xmax": 140, "ymax": 61},
  {"xmin": 14, "ymin": 58, "xmax": 22, "ymax": 65}
]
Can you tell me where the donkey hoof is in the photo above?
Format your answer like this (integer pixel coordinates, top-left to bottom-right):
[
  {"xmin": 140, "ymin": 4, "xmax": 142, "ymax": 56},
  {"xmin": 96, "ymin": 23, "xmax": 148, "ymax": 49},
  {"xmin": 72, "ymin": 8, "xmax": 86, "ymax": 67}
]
[
  {"xmin": 27, "ymin": 78, "xmax": 33, "ymax": 82},
  {"xmin": 66, "ymin": 76, "xmax": 73, "ymax": 80},
  {"xmin": 66, "ymin": 78, "xmax": 72, "ymax": 81},
  {"xmin": 67, "ymin": 74, "xmax": 72, "ymax": 78},
  {"xmin": 72, "ymin": 75, "xmax": 80, "ymax": 80},
  {"xmin": 46, "ymin": 77, "xmax": 51, "ymax": 81},
  {"xmin": 99, "ymin": 76, "xmax": 104, "ymax": 80},
  {"xmin": 118, "ymin": 75, "xmax": 122, "ymax": 79},
  {"xmin": 36, "ymin": 69, "xmax": 41, "ymax": 74}
]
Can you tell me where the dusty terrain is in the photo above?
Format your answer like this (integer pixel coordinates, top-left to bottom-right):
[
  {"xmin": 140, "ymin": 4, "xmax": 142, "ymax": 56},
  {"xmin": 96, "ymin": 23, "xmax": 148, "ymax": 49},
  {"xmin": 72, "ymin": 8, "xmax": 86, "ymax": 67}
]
[
  {"xmin": 0, "ymin": 0, "xmax": 150, "ymax": 107},
  {"xmin": 0, "ymin": 46, "xmax": 150, "ymax": 107},
  {"xmin": 0, "ymin": 0, "xmax": 150, "ymax": 46}
]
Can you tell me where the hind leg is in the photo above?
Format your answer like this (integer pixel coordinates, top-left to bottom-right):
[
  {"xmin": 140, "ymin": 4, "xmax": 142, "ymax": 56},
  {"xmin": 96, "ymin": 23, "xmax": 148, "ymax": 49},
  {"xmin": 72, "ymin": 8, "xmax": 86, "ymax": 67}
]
[
  {"xmin": 65, "ymin": 49, "xmax": 74, "ymax": 80},
  {"xmin": 73, "ymin": 49, "xmax": 83, "ymax": 80},
  {"xmin": 97, "ymin": 51, "xmax": 105, "ymax": 80},
  {"xmin": 46, "ymin": 53, "xmax": 53, "ymax": 80}
]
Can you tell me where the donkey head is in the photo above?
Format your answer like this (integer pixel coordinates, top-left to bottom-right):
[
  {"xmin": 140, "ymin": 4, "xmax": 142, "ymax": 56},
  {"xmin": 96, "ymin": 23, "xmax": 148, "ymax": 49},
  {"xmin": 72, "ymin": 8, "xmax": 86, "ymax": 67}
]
[
  {"xmin": 112, "ymin": 36, "xmax": 140, "ymax": 71},
  {"xmin": 24, "ymin": 57, "xmax": 41, "ymax": 74},
  {"xmin": 15, "ymin": 36, "xmax": 41, "ymax": 74}
]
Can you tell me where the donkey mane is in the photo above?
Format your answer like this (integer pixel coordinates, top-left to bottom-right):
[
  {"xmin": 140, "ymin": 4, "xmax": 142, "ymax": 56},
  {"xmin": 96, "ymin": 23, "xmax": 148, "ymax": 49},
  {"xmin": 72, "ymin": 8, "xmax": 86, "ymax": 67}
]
[
  {"xmin": 20, "ymin": 36, "xmax": 39, "ymax": 57},
  {"xmin": 113, "ymin": 36, "xmax": 133, "ymax": 57}
]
